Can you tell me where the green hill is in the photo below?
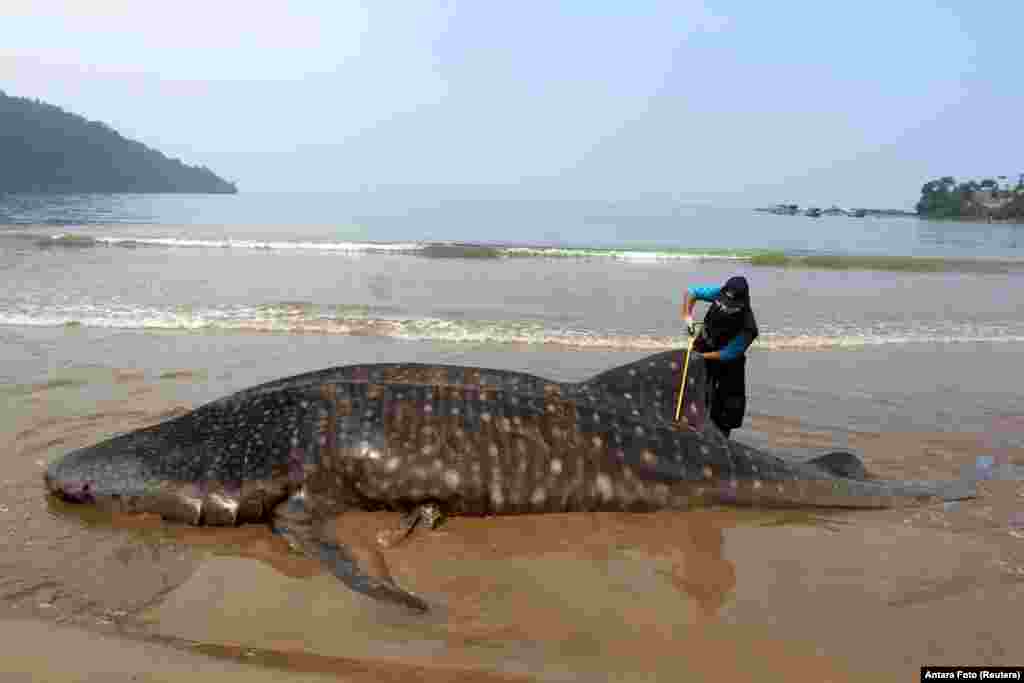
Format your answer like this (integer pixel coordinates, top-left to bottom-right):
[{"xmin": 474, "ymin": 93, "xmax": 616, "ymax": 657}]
[{"xmin": 0, "ymin": 90, "xmax": 237, "ymax": 194}]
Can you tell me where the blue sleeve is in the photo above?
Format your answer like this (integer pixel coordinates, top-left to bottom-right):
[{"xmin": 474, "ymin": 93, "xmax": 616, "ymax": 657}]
[
  {"xmin": 719, "ymin": 332, "xmax": 753, "ymax": 361},
  {"xmin": 687, "ymin": 285, "xmax": 721, "ymax": 302}
]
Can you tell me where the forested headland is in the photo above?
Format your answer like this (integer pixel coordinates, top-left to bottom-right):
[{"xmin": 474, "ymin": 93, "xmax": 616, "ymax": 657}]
[{"xmin": 0, "ymin": 90, "xmax": 237, "ymax": 194}]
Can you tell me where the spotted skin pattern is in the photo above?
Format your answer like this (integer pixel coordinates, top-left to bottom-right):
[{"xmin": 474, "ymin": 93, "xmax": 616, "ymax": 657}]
[{"xmin": 45, "ymin": 349, "xmax": 976, "ymax": 612}]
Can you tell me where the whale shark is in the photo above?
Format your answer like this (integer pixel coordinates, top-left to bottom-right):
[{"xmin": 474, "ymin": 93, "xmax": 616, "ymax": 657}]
[{"xmin": 45, "ymin": 349, "xmax": 975, "ymax": 612}]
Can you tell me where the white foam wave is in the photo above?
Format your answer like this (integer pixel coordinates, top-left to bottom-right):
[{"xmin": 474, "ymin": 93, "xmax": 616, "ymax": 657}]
[
  {"xmin": 33, "ymin": 232, "xmax": 754, "ymax": 261},
  {"xmin": 3, "ymin": 305, "xmax": 1024, "ymax": 351},
  {"xmin": 92, "ymin": 235, "xmax": 426, "ymax": 253}
]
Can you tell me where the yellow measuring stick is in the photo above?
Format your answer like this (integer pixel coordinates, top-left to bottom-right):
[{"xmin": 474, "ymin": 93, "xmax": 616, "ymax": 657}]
[{"xmin": 673, "ymin": 324, "xmax": 701, "ymax": 423}]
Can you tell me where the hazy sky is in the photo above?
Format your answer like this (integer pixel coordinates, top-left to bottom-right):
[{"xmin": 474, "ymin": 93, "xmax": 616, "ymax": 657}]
[{"xmin": 2, "ymin": 1, "xmax": 1019, "ymax": 208}]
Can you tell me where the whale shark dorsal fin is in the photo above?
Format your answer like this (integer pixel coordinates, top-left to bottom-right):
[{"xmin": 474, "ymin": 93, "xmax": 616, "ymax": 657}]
[
  {"xmin": 581, "ymin": 349, "xmax": 708, "ymax": 431},
  {"xmin": 808, "ymin": 451, "xmax": 868, "ymax": 480}
]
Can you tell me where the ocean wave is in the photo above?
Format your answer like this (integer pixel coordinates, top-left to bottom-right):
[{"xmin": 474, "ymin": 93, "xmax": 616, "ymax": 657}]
[
  {"xmin": 15, "ymin": 232, "xmax": 755, "ymax": 262},
  {"xmin": 3, "ymin": 303, "xmax": 1023, "ymax": 351},
  {"xmin": 12, "ymin": 232, "xmax": 1024, "ymax": 272}
]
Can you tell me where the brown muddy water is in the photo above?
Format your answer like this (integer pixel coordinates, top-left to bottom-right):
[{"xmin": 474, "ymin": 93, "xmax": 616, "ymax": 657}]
[{"xmin": 2, "ymin": 354, "xmax": 1024, "ymax": 682}]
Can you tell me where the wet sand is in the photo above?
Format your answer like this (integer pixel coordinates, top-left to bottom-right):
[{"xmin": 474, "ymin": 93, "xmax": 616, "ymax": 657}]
[{"xmin": 3, "ymin": 361, "xmax": 1023, "ymax": 681}]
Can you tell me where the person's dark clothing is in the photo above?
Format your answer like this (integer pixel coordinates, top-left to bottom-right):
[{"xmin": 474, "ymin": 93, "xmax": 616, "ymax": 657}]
[{"xmin": 690, "ymin": 277, "xmax": 758, "ymax": 437}]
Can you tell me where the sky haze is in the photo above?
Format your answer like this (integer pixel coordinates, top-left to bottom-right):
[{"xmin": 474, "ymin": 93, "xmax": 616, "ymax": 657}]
[{"xmin": 2, "ymin": 1, "xmax": 1019, "ymax": 208}]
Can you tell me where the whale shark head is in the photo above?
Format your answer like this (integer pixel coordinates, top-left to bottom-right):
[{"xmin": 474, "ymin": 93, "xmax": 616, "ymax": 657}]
[
  {"xmin": 45, "ymin": 429, "xmax": 158, "ymax": 511},
  {"xmin": 45, "ymin": 404, "xmax": 295, "ymax": 525}
]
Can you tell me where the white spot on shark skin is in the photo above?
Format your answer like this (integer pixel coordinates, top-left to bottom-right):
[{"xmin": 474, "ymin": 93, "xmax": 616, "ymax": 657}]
[
  {"xmin": 689, "ymin": 377, "xmax": 696, "ymax": 386},
  {"xmin": 592, "ymin": 436, "xmax": 603, "ymax": 448},
  {"xmin": 482, "ymin": 412, "xmax": 492, "ymax": 422},
  {"xmin": 290, "ymin": 436, "xmax": 299, "ymax": 447},
  {"xmin": 550, "ymin": 459, "xmax": 563, "ymax": 475},
  {"xmin": 366, "ymin": 449, "xmax": 383, "ymax": 461},
  {"xmin": 489, "ymin": 443, "xmax": 500, "ymax": 458},
  {"xmin": 500, "ymin": 417, "xmax": 512, "ymax": 432},
  {"xmin": 624, "ymin": 393, "xmax": 633, "ymax": 400},
  {"xmin": 642, "ymin": 450, "xmax": 657, "ymax": 465},
  {"xmin": 547, "ymin": 404, "xmax": 556, "ymax": 413},
  {"xmin": 421, "ymin": 444, "xmax": 436, "ymax": 457},
  {"xmin": 703, "ymin": 466, "xmax": 714, "ymax": 480},
  {"xmin": 455, "ymin": 428, "xmax": 465, "ymax": 439},
  {"xmin": 513, "ymin": 416, "xmax": 522, "ymax": 426},
  {"xmin": 777, "ymin": 484, "xmax": 786, "ymax": 493},
  {"xmin": 424, "ymin": 404, "xmax": 433, "ymax": 414},
  {"xmin": 444, "ymin": 470, "xmax": 461, "ymax": 489},
  {"xmin": 595, "ymin": 473, "xmax": 614, "ymax": 501},
  {"xmin": 700, "ymin": 445, "xmax": 710, "ymax": 456},
  {"xmin": 490, "ymin": 483, "xmax": 504, "ymax": 507},
  {"xmin": 753, "ymin": 480, "xmax": 763, "ymax": 490},
  {"xmin": 432, "ymin": 459, "xmax": 444, "ymax": 471},
  {"xmin": 385, "ymin": 456, "xmax": 401, "ymax": 472},
  {"xmin": 634, "ymin": 426, "xmax": 645, "ymax": 437},
  {"xmin": 530, "ymin": 488, "xmax": 547, "ymax": 506},
  {"xmin": 629, "ymin": 369, "xmax": 637, "ymax": 376},
  {"xmin": 451, "ymin": 407, "xmax": 461, "ymax": 416},
  {"xmin": 690, "ymin": 404, "xmax": 697, "ymax": 414}
]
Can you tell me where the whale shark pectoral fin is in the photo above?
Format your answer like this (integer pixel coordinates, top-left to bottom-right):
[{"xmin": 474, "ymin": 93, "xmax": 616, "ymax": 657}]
[
  {"xmin": 273, "ymin": 492, "xmax": 430, "ymax": 612},
  {"xmin": 807, "ymin": 451, "xmax": 869, "ymax": 480},
  {"xmin": 376, "ymin": 503, "xmax": 446, "ymax": 549},
  {"xmin": 317, "ymin": 540, "xmax": 430, "ymax": 613}
]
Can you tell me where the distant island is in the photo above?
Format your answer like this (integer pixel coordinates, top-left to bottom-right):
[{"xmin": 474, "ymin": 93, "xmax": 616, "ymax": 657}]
[
  {"xmin": 754, "ymin": 175, "xmax": 1024, "ymax": 222},
  {"xmin": 0, "ymin": 90, "xmax": 237, "ymax": 194},
  {"xmin": 916, "ymin": 176, "xmax": 1024, "ymax": 221}
]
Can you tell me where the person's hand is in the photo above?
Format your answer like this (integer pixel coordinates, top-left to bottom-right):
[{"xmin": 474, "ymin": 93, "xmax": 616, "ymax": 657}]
[{"xmin": 685, "ymin": 317, "xmax": 696, "ymax": 337}]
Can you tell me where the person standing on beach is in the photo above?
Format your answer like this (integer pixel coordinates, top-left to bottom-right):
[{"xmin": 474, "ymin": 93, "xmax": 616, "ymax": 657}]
[{"xmin": 681, "ymin": 276, "xmax": 759, "ymax": 438}]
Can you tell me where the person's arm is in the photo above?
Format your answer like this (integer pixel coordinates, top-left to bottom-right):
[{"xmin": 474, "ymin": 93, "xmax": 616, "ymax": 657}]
[
  {"xmin": 681, "ymin": 285, "xmax": 720, "ymax": 321},
  {"xmin": 701, "ymin": 332, "xmax": 752, "ymax": 361}
]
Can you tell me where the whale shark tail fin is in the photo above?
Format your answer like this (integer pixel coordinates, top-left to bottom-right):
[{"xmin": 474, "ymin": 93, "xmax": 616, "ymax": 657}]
[
  {"xmin": 582, "ymin": 348, "xmax": 709, "ymax": 431},
  {"xmin": 807, "ymin": 451, "xmax": 869, "ymax": 480},
  {"xmin": 932, "ymin": 477, "xmax": 977, "ymax": 502},
  {"xmin": 807, "ymin": 451, "xmax": 978, "ymax": 501}
]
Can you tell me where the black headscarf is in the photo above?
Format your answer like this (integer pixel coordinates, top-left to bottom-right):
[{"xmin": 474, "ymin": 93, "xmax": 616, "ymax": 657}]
[{"xmin": 699, "ymin": 276, "xmax": 758, "ymax": 352}]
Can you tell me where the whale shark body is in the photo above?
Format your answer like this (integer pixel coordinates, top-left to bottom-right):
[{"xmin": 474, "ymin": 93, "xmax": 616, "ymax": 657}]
[{"xmin": 45, "ymin": 349, "xmax": 975, "ymax": 611}]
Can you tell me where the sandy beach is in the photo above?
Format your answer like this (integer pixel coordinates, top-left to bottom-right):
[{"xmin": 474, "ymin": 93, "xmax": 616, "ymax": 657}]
[{"xmin": 2, "ymin": 336, "xmax": 1022, "ymax": 682}]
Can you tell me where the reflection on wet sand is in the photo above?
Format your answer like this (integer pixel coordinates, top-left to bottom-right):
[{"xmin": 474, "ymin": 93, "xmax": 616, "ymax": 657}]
[{"xmin": 46, "ymin": 499, "xmax": 865, "ymax": 681}]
